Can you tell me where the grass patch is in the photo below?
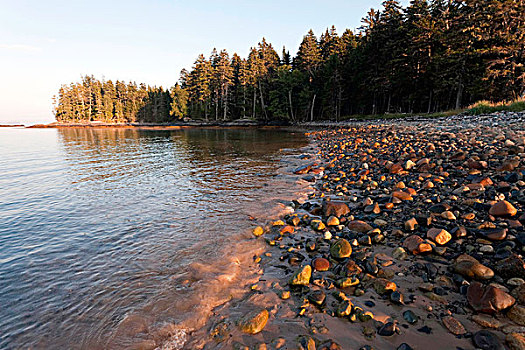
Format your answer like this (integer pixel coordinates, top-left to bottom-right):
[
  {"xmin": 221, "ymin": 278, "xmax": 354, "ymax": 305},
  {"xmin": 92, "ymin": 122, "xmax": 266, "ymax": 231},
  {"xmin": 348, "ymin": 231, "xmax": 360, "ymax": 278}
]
[{"xmin": 465, "ymin": 97, "xmax": 525, "ymax": 115}]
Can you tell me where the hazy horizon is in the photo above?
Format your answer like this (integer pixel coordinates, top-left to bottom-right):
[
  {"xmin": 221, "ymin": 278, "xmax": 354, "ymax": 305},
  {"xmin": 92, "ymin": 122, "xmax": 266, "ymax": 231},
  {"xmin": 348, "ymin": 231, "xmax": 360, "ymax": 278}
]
[{"xmin": 0, "ymin": 0, "xmax": 401, "ymax": 124}]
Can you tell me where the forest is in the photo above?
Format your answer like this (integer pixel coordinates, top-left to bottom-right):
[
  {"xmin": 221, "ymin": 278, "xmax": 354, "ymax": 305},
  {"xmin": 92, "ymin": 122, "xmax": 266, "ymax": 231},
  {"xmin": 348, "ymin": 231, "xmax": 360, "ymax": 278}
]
[{"xmin": 54, "ymin": 0, "xmax": 524, "ymax": 124}]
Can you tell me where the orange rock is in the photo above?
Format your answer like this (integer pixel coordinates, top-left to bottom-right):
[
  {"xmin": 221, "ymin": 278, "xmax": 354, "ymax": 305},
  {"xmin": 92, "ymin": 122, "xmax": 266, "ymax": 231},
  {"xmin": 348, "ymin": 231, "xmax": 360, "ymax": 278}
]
[
  {"xmin": 392, "ymin": 191, "xmax": 413, "ymax": 201},
  {"xmin": 489, "ymin": 200, "xmax": 517, "ymax": 217},
  {"xmin": 403, "ymin": 235, "xmax": 432, "ymax": 254},
  {"xmin": 427, "ymin": 228, "xmax": 452, "ymax": 245}
]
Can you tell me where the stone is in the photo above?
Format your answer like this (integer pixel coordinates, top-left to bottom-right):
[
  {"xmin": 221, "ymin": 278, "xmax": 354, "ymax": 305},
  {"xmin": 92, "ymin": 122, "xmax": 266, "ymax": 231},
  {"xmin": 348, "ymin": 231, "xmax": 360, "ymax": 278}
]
[
  {"xmin": 312, "ymin": 257, "xmax": 330, "ymax": 272},
  {"xmin": 347, "ymin": 220, "xmax": 373, "ymax": 233},
  {"xmin": 495, "ymin": 254, "xmax": 525, "ymax": 280},
  {"xmin": 392, "ymin": 247, "xmax": 407, "ymax": 260},
  {"xmin": 454, "ymin": 254, "xmax": 494, "ymax": 280},
  {"xmin": 378, "ymin": 322, "xmax": 398, "ymax": 336},
  {"xmin": 404, "ymin": 218, "xmax": 418, "ymax": 231},
  {"xmin": 337, "ymin": 276, "xmax": 360, "ymax": 288},
  {"xmin": 467, "ymin": 281, "xmax": 516, "ymax": 314},
  {"xmin": 471, "ymin": 314, "xmax": 504, "ymax": 329},
  {"xmin": 253, "ymin": 226, "xmax": 264, "ymax": 237},
  {"xmin": 489, "ymin": 200, "xmax": 518, "ymax": 217},
  {"xmin": 473, "ymin": 330, "xmax": 504, "ymax": 350},
  {"xmin": 441, "ymin": 211, "xmax": 457, "ymax": 220},
  {"xmin": 311, "ymin": 219, "xmax": 326, "ymax": 231},
  {"xmin": 403, "ymin": 310, "xmax": 418, "ymax": 324},
  {"xmin": 324, "ymin": 201, "xmax": 350, "ymax": 218},
  {"xmin": 308, "ymin": 290, "xmax": 326, "ymax": 306},
  {"xmin": 427, "ymin": 228, "xmax": 452, "ymax": 245},
  {"xmin": 238, "ymin": 309, "xmax": 269, "ymax": 334},
  {"xmin": 507, "ymin": 305, "xmax": 525, "ymax": 326},
  {"xmin": 506, "ymin": 333, "xmax": 525, "ymax": 350},
  {"xmin": 392, "ymin": 191, "xmax": 413, "ymax": 201},
  {"xmin": 403, "ymin": 235, "xmax": 432, "ymax": 254},
  {"xmin": 289, "ymin": 265, "xmax": 312, "ymax": 286},
  {"xmin": 330, "ymin": 239, "xmax": 352, "ymax": 259},
  {"xmin": 327, "ymin": 216, "xmax": 340, "ymax": 226},
  {"xmin": 442, "ymin": 316, "xmax": 466, "ymax": 335},
  {"xmin": 336, "ymin": 299, "xmax": 353, "ymax": 317},
  {"xmin": 372, "ymin": 278, "xmax": 396, "ymax": 295}
]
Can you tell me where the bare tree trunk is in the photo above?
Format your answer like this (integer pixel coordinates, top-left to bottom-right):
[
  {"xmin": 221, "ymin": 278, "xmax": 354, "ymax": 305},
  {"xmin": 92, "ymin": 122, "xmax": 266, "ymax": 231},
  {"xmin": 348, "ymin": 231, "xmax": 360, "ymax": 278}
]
[
  {"xmin": 310, "ymin": 94, "xmax": 316, "ymax": 122},
  {"xmin": 252, "ymin": 88, "xmax": 256, "ymax": 119},
  {"xmin": 427, "ymin": 90, "xmax": 433, "ymax": 114},
  {"xmin": 223, "ymin": 85, "xmax": 228, "ymax": 121},
  {"xmin": 387, "ymin": 93, "xmax": 391, "ymax": 113},
  {"xmin": 258, "ymin": 81, "xmax": 267, "ymax": 121},
  {"xmin": 288, "ymin": 89, "xmax": 294, "ymax": 122},
  {"xmin": 242, "ymin": 86, "xmax": 246, "ymax": 118},
  {"xmin": 455, "ymin": 74, "xmax": 463, "ymax": 110}
]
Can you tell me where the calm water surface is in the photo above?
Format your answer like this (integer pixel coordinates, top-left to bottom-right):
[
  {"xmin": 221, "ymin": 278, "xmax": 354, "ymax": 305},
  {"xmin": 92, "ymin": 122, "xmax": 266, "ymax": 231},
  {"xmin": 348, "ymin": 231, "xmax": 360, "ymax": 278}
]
[{"xmin": 0, "ymin": 127, "xmax": 309, "ymax": 349}]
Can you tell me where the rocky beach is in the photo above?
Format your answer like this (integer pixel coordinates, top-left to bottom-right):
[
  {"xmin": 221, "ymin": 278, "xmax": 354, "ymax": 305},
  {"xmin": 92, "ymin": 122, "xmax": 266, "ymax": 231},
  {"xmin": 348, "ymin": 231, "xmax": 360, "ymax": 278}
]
[{"xmin": 177, "ymin": 112, "xmax": 525, "ymax": 350}]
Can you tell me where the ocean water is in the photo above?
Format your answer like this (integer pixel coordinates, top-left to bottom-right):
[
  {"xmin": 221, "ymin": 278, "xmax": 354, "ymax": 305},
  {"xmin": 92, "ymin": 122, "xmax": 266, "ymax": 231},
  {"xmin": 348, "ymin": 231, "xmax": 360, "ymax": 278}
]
[{"xmin": 0, "ymin": 127, "xmax": 310, "ymax": 349}]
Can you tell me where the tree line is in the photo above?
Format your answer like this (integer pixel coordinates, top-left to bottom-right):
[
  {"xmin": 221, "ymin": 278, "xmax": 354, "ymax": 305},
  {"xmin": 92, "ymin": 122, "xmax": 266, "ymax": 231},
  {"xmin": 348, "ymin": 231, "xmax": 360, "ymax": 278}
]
[{"xmin": 54, "ymin": 0, "xmax": 524, "ymax": 124}]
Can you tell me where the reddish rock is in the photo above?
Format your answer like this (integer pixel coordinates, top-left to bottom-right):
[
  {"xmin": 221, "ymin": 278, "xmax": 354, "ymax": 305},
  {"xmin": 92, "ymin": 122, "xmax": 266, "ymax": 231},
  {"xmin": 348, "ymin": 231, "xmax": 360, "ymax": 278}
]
[
  {"xmin": 389, "ymin": 163, "xmax": 404, "ymax": 174},
  {"xmin": 489, "ymin": 200, "xmax": 518, "ymax": 217},
  {"xmin": 467, "ymin": 281, "xmax": 515, "ymax": 314},
  {"xmin": 312, "ymin": 257, "xmax": 330, "ymax": 272},
  {"xmin": 442, "ymin": 316, "xmax": 467, "ymax": 335},
  {"xmin": 392, "ymin": 191, "xmax": 413, "ymax": 201},
  {"xmin": 347, "ymin": 220, "xmax": 373, "ymax": 233},
  {"xmin": 323, "ymin": 201, "xmax": 351, "ymax": 218},
  {"xmin": 403, "ymin": 235, "xmax": 432, "ymax": 255},
  {"xmin": 427, "ymin": 228, "xmax": 452, "ymax": 245}
]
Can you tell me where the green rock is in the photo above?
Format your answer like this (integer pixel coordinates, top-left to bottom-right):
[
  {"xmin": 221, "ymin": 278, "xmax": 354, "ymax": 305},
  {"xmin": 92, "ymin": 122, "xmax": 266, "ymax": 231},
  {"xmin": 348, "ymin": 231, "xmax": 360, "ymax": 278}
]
[
  {"xmin": 337, "ymin": 276, "xmax": 360, "ymax": 288},
  {"xmin": 330, "ymin": 238, "xmax": 352, "ymax": 259},
  {"xmin": 238, "ymin": 309, "xmax": 269, "ymax": 334},
  {"xmin": 289, "ymin": 265, "xmax": 312, "ymax": 286},
  {"xmin": 337, "ymin": 299, "xmax": 353, "ymax": 317}
]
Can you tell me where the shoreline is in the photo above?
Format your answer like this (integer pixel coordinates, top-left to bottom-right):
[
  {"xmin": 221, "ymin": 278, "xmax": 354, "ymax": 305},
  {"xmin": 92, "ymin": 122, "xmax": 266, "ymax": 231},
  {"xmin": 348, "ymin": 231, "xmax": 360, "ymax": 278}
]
[{"xmin": 178, "ymin": 111, "xmax": 525, "ymax": 349}]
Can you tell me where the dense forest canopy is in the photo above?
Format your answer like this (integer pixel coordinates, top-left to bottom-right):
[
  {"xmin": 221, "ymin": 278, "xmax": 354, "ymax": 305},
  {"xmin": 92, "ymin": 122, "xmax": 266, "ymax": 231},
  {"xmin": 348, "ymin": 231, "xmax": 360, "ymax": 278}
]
[{"xmin": 54, "ymin": 0, "xmax": 524, "ymax": 123}]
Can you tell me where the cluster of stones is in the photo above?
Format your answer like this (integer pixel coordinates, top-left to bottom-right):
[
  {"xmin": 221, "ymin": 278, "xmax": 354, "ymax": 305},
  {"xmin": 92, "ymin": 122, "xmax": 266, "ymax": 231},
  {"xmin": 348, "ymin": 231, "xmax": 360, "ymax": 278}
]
[{"xmin": 233, "ymin": 114, "xmax": 525, "ymax": 350}]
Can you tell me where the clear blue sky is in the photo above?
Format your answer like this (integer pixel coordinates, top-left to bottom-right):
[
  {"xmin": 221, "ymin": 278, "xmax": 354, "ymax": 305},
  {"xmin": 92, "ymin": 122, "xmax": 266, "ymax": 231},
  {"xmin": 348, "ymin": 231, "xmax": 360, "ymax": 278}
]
[{"xmin": 0, "ymin": 0, "xmax": 399, "ymax": 124}]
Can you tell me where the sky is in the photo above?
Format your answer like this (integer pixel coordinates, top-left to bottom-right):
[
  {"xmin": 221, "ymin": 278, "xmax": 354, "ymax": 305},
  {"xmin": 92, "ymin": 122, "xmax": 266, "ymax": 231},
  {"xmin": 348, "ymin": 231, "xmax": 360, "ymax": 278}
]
[{"xmin": 0, "ymin": 0, "xmax": 397, "ymax": 124}]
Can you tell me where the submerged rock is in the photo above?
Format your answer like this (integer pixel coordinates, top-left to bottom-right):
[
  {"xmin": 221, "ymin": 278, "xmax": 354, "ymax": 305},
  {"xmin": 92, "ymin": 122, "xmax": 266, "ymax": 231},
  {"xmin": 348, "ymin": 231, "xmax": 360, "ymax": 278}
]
[{"xmin": 238, "ymin": 309, "xmax": 269, "ymax": 334}]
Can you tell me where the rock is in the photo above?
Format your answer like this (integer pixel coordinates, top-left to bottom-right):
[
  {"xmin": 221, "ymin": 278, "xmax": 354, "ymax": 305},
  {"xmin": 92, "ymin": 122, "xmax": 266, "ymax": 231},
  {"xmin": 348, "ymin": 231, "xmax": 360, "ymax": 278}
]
[
  {"xmin": 392, "ymin": 191, "xmax": 413, "ymax": 201},
  {"xmin": 289, "ymin": 265, "xmax": 312, "ymax": 286},
  {"xmin": 347, "ymin": 220, "xmax": 373, "ymax": 233},
  {"xmin": 441, "ymin": 211, "xmax": 457, "ymax": 220},
  {"xmin": 330, "ymin": 239, "xmax": 352, "ymax": 259},
  {"xmin": 311, "ymin": 219, "xmax": 326, "ymax": 231},
  {"xmin": 326, "ymin": 216, "xmax": 340, "ymax": 226},
  {"xmin": 495, "ymin": 254, "xmax": 525, "ymax": 280},
  {"xmin": 397, "ymin": 344, "xmax": 414, "ymax": 350},
  {"xmin": 454, "ymin": 254, "xmax": 494, "ymax": 280},
  {"xmin": 336, "ymin": 299, "xmax": 353, "ymax": 317},
  {"xmin": 308, "ymin": 290, "xmax": 326, "ymax": 306},
  {"xmin": 324, "ymin": 201, "xmax": 350, "ymax": 218},
  {"xmin": 471, "ymin": 314, "xmax": 504, "ymax": 329},
  {"xmin": 490, "ymin": 200, "xmax": 518, "ymax": 217},
  {"xmin": 238, "ymin": 309, "xmax": 269, "ymax": 334},
  {"xmin": 390, "ymin": 291, "xmax": 404, "ymax": 304},
  {"xmin": 392, "ymin": 247, "xmax": 407, "ymax": 260},
  {"xmin": 507, "ymin": 305, "xmax": 525, "ymax": 326},
  {"xmin": 337, "ymin": 276, "xmax": 360, "ymax": 288},
  {"xmin": 472, "ymin": 330, "xmax": 504, "ymax": 350},
  {"xmin": 294, "ymin": 164, "xmax": 312, "ymax": 175},
  {"xmin": 480, "ymin": 228, "xmax": 508, "ymax": 241},
  {"xmin": 467, "ymin": 281, "xmax": 516, "ymax": 314},
  {"xmin": 403, "ymin": 310, "xmax": 418, "ymax": 324},
  {"xmin": 372, "ymin": 278, "xmax": 396, "ymax": 295},
  {"xmin": 253, "ymin": 226, "xmax": 264, "ymax": 237},
  {"xmin": 506, "ymin": 333, "xmax": 525, "ymax": 350},
  {"xmin": 427, "ymin": 228, "xmax": 452, "ymax": 245},
  {"xmin": 404, "ymin": 218, "xmax": 418, "ymax": 231},
  {"xmin": 297, "ymin": 336, "xmax": 316, "ymax": 350},
  {"xmin": 312, "ymin": 257, "xmax": 330, "ymax": 272},
  {"xmin": 377, "ymin": 322, "xmax": 398, "ymax": 336},
  {"xmin": 442, "ymin": 316, "xmax": 466, "ymax": 335},
  {"xmin": 403, "ymin": 235, "xmax": 432, "ymax": 254}
]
